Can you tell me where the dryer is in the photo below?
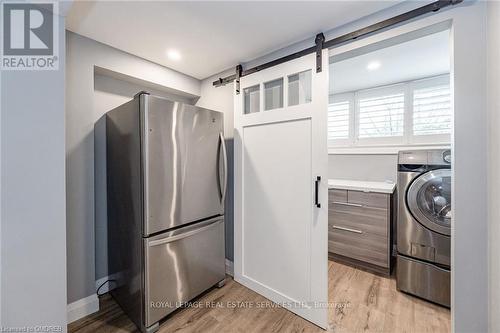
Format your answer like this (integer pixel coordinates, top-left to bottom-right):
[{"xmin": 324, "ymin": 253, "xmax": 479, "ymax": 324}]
[{"xmin": 396, "ymin": 149, "xmax": 451, "ymax": 307}]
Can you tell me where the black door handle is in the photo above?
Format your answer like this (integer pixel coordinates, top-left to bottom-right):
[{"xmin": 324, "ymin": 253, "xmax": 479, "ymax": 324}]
[{"xmin": 315, "ymin": 176, "xmax": 321, "ymax": 208}]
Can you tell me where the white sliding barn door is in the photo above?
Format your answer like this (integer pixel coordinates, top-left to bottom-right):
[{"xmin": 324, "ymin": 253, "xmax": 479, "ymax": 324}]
[{"xmin": 234, "ymin": 51, "xmax": 328, "ymax": 328}]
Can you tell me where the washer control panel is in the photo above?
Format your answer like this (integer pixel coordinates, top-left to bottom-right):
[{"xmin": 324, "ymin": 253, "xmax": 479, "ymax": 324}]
[
  {"xmin": 428, "ymin": 149, "xmax": 451, "ymax": 165},
  {"xmin": 399, "ymin": 149, "xmax": 451, "ymax": 166},
  {"xmin": 442, "ymin": 150, "xmax": 452, "ymax": 164}
]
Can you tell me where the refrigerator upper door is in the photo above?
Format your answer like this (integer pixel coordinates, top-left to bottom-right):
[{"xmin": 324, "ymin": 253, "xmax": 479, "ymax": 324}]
[{"xmin": 142, "ymin": 95, "xmax": 225, "ymax": 236}]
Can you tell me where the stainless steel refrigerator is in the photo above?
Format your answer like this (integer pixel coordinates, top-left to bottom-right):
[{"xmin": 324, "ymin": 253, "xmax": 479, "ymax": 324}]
[{"xmin": 98, "ymin": 92, "xmax": 227, "ymax": 333}]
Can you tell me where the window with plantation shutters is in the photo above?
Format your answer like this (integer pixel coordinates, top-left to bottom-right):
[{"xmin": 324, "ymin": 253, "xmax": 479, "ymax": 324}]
[
  {"xmin": 358, "ymin": 92, "xmax": 405, "ymax": 139},
  {"xmin": 328, "ymin": 100, "xmax": 350, "ymax": 140},
  {"xmin": 328, "ymin": 74, "xmax": 451, "ymax": 148},
  {"xmin": 412, "ymin": 81, "xmax": 451, "ymax": 136}
]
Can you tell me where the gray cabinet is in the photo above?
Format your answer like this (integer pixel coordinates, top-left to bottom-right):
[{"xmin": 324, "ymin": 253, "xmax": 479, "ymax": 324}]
[{"xmin": 328, "ymin": 188, "xmax": 394, "ymax": 275}]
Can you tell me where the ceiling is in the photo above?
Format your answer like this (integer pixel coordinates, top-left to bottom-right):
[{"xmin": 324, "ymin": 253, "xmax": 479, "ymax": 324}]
[
  {"xmin": 330, "ymin": 29, "xmax": 450, "ymax": 94},
  {"xmin": 66, "ymin": 1, "xmax": 402, "ymax": 80}
]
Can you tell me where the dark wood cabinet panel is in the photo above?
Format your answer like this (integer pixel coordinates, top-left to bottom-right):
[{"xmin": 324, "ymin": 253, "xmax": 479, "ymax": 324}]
[
  {"xmin": 348, "ymin": 190, "xmax": 388, "ymax": 209},
  {"xmin": 329, "ymin": 189, "xmax": 347, "ymax": 203},
  {"xmin": 328, "ymin": 188, "xmax": 393, "ymax": 275}
]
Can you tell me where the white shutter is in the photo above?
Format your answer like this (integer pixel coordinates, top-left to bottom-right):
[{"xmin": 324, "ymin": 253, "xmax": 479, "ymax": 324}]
[
  {"xmin": 413, "ymin": 83, "xmax": 451, "ymax": 136},
  {"xmin": 328, "ymin": 101, "xmax": 350, "ymax": 140},
  {"xmin": 327, "ymin": 75, "xmax": 450, "ymax": 149},
  {"xmin": 358, "ymin": 90, "xmax": 404, "ymax": 140}
]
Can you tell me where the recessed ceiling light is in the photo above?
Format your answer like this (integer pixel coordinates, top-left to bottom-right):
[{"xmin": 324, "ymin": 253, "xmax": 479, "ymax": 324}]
[
  {"xmin": 166, "ymin": 49, "xmax": 181, "ymax": 61},
  {"xmin": 367, "ymin": 61, "xmax": 381, "ymax": 71}
]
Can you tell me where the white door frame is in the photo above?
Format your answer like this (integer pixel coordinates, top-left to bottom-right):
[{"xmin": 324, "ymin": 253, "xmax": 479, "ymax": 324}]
[
  {"xmin": 326, "ymin": 3, "xmax": 488, "ymax": 331},
  {"xmin": 233, "ymin": 51, "xmax": 329, "ymax": 328}
]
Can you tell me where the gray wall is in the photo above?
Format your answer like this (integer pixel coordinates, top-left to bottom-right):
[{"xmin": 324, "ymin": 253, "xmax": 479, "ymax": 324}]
[
  {"xmin": 66, "ymin": 31, "xmax": 200, "ymax": 304},
  {"xmin": 487, "ymin": 2, "xmax": 500, "ymax": 332},
  {"xmin": 1, "ymin": 15, "xmax": 67, "ymax": 329}
]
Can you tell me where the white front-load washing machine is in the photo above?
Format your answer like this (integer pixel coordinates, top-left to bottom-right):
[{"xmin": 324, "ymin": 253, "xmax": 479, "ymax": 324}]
[{"xmin": 396, "ymin": 149, "xmax": 451, "ymax": 307}]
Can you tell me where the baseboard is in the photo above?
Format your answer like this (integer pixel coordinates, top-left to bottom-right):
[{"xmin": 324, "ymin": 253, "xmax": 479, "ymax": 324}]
[
  {"xmin": 95, "ymin": 275, "xmax": 113, "ymax": 294},
  {"xmin": 67, "ymin": 293, "xmax": 99, "ymax": 324},
  {"xmin": 95, "ymin": 271, "xmax": 123, "ymax": 294},
  {"xmin": 225, "ymin": 259, "xmax": 234, "ymax": 277}
]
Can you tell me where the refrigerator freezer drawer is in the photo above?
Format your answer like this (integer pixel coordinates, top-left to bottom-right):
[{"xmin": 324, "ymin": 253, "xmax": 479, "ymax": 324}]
[{"xmin": 144, "ymin": 217, "xmax": 225, "ymax": 327}]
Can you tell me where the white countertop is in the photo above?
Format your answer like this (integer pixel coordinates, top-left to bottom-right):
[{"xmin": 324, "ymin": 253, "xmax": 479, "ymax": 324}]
[{"xmin": 328, "ymin": 179, "xmax": 396, "ymax": 194}]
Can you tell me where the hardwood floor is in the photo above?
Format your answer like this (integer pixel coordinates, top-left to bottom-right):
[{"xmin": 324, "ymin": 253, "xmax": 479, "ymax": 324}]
[{"xmin": 68, "ymin": 261, "xmax": 450, "ymax": 333}]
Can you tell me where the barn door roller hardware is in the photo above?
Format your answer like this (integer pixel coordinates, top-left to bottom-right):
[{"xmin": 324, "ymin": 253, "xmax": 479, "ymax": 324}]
[
  {"xmin": 235, "ymin": 64, "xmax": 243, "ymax": 94},
  {"xmin": 214, "ymin": 0, "xmax": 463, "ymax": 93},
  {"xmin": 315, "ymin": 33, "xmax": 325, "ymax": 73}
]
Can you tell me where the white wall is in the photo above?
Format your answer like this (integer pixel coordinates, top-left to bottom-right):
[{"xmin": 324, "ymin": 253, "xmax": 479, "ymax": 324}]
[
  {"xmin": 328, "ymin": 154, "xmax": 397, "ymax": 182},
  {"xmin": 66, "ymin": 31, "xmax": 200, "ymax": 306},
  {"xmin": 1, "ymin": 15, "xmax": 67, "ymax": 331},
  {"xmin": 197, "ymin": 70, "xmax": 235, "ymax": 139},
  {"xmin": 448, "ymin": 4, "xmax": 488, "ymax": 331},
  {"xmin": 1, "ymin": 64, "xmax": 2, "ymax": 328},
  {"xmin": 487, "ymin": 2, "xmax": 500, "ymax": 332}
]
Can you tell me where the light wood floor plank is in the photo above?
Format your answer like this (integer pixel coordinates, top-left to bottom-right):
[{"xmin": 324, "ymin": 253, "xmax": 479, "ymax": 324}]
[{"xmin": 68, "ymin": 261, "xmax": 450, "ymax": 333}]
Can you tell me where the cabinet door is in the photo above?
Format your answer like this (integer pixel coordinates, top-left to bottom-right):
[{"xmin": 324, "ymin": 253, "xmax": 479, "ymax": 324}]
[
  {"xmin": 329, "ymin": 204, "xmax": 387, "ymax": 237},
  {"xmin": 328, "ymin": 190, "xmax": 390, "ymax": 268},
  {"xmin": 348, "ymin": 190, "xmax": 388, "ymax": 209}
]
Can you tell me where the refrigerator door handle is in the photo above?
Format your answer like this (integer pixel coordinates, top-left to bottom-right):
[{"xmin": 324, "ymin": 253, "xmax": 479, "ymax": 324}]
[
  {"xmin": 219, "ymin": 132, "xmax": 228, "ymax": 204},
  {"xmin": 148, "ymin": 219, "xmax": 223, "ymax": 247}
]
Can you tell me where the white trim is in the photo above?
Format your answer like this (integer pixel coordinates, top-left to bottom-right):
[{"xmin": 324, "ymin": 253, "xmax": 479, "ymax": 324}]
[
  {"xmin": 329, "ymin": 144, "xmax": 451, "ymax": 155},
  {"xmin": 95, "ymin": 276, "xmax": 112, "ymax": 294},
  {"xmin": 67, "ymin": 294, "xmax": 99, "ymax": 324},
  {"xmin": 225, "ymin": 259, "xmax": 234, "ymax": 277},
  {"xmin": 95, "ymin": 271, "xmax": 124, "ymax": 295}
]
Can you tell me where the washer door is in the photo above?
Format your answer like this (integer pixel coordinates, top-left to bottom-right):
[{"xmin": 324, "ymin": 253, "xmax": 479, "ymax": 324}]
[{"xmin": 406, "ymin": 169, "xmax": 451, "ymax": 236}]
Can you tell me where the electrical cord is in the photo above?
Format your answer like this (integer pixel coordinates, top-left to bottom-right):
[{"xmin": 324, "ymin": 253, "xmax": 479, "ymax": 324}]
[{"xmin": 96, "ymin": 279, "xmax": 117, "ymax": 297}]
